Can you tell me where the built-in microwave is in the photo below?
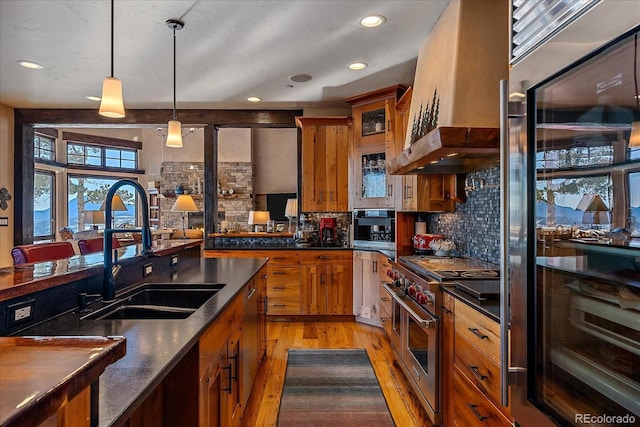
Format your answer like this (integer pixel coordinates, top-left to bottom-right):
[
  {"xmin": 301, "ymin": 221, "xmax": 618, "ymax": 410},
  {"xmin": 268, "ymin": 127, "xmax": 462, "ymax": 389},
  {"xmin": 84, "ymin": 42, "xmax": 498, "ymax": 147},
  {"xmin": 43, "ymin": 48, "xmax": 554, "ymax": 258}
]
[{"xmin": 352, "ymin": 209, "xmax": 395, "ymax": 250}]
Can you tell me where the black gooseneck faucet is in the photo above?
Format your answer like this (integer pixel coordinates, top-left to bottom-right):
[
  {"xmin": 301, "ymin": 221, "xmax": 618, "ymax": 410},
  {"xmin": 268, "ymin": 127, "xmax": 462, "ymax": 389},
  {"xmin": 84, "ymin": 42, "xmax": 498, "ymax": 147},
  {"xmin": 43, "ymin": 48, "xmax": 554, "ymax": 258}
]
[{"xmin": 103, "ymin": 179, "xmax": 153, "ymax": 301}]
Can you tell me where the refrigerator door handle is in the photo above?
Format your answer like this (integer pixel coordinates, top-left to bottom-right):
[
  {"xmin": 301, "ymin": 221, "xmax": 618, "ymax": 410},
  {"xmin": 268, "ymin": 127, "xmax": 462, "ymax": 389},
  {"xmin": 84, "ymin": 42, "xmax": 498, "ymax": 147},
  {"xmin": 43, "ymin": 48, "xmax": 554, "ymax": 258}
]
[{"xmin": 499, "ymin": 79, "xmax": 511, "ymax": 408}]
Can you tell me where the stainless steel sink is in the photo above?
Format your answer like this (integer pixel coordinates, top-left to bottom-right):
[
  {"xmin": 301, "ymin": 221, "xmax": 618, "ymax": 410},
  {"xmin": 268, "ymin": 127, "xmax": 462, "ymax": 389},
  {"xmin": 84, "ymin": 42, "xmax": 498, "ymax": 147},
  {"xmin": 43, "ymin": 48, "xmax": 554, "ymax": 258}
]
[{"xmin": 83, "ymin": 283, "xmax": 225, "ymax": 320}]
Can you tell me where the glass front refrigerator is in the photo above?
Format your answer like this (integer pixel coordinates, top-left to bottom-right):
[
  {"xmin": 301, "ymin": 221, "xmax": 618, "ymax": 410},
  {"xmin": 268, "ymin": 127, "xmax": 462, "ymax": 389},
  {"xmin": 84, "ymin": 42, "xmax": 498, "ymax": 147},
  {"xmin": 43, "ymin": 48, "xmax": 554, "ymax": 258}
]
[{"xmin": 502, "ymin": 4, "xmax": 640, "ymax": 426}]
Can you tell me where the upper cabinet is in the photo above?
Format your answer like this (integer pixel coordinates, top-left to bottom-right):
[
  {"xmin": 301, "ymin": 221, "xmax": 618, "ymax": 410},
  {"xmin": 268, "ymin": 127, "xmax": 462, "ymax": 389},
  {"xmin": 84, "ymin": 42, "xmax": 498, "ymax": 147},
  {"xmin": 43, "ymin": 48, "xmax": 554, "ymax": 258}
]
[
  {"xmin": 296, "ymin": 117, "xmax": 351, "ymax": 213},
  {"xmin": 345, "ymin": 85, "xmax": 407, "ymax": 209}
]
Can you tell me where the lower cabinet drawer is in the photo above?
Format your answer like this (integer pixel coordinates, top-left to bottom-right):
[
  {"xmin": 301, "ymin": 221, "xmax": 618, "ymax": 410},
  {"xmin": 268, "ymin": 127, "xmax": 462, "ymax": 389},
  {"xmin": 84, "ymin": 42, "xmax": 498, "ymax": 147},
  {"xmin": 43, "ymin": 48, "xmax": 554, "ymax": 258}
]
[
  {"xmin": 455, "ymin": 299, "xmax": 501, "ymax": 364},
  {"xmin": 378, "ymin": 283, "xmax": 393, "ymax": 315},
  {"xmin": 268, "ymin": 266, "xmax": 300, "ymax": 283},
  {"xmin": 454, "ymin": 331, "xmax": 503, "ymax": 407},
  {"xmin": 267, "ymin": 298, "xmax": 300, "ymax": 315},
  {"xmin": 453, "ymin": 366, "xmax": 512, "ymax": 427}
]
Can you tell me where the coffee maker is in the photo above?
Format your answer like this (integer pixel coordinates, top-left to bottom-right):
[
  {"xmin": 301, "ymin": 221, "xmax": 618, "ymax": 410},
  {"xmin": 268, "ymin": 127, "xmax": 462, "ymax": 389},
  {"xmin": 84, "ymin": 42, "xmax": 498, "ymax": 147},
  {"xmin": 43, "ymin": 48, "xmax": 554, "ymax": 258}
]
[{"xmin": 320, "ymin": 217, "xmax": 337, "ymax": 247}]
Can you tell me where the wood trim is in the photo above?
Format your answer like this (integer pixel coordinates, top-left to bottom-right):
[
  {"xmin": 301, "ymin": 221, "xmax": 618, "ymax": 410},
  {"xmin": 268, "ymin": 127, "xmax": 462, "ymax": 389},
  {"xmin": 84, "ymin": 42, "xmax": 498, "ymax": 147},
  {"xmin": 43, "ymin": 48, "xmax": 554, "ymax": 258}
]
[
  {"xmin": 343, "ymin": 84, "xmax": 407, "ymax": 107},
  {"xmin": 204, "ymin": 125, "xmax": 218, "ymax": 250},
  {"xmin": 62, "ymin": 131, "xmax": 142, "ymax": 150},
  {"xmin": 15, "ymin": 108, "xmax": 302, "ymax": 127},
  {"xmin": 35, "ymin": 128, "xmax": 58, "ymax": 138},
  {"xmin": 14, "ymin": 118, "xmax": 34, "ymax": 246},
  {"xmin": 65, "ymin": 164, "xmax": 145, "ymax": 175},
  {"xmin": 35, "ymin": 159, "xmax": 66, "ymax": 168},
  {"xmin": 294, "ymin": 117, "xmax": 352, "ymax": 128}
]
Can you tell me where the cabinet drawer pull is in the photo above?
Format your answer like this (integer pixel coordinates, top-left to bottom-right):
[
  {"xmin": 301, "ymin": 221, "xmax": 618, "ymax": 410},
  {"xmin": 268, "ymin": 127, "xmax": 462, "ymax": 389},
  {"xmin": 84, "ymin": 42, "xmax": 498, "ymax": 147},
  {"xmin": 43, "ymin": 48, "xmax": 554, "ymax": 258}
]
[
  {"xmin": 468, "ymin": 327, "xmax": 489, "ymax": 340},
  {"xmin": 468, "ymin": 365, "xmax": 488, "ymax": 381},
  {"xmin": 440, "ymin": 305, "xmax": 452, "ymax": 314},
  {"xmin": 273, "ymin": 304, "xmax": 286, "ymax": 307},
  {"xmin": 273, "ymin": 257, "xmax": 286, "ymax": 260},
  {"xmin": 467, "ymin": 404, "xmax": 488, "ymax": 422},
  {"xmin": 318, "ymin": 255, "xmax": 331, "ymax": 260},
  {"xmin": 223, "ymin": 364, "xmax": 232, "ymax": 393},
  {"xmin": 273, "ymin": 286, "xmax": 286, "ymax": 290},
  {"xmin": 272, "ymin": 271, "xmax": 286, "ymax": 275},
  {"xmin": 381, "ymin": 297, "xmax": 390, "ymax": 302}
]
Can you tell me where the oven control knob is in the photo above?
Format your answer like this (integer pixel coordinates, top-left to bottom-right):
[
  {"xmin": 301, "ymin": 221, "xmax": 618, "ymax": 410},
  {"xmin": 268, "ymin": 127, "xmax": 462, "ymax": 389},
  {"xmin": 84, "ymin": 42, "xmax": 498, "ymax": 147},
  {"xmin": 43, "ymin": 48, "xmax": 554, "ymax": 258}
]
[
  {"xmin": 407, "ymin": 284, "xmax": 416, "ymax": 296},
  {"xmin": 416, "ymin": 292, "xmax": 427, "ymax": 304}
]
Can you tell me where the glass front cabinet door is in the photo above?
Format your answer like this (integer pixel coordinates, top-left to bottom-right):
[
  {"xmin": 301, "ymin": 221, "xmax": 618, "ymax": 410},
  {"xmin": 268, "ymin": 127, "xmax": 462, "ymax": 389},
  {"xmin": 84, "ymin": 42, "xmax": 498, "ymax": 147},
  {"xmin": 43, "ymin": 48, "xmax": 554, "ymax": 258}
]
[{"xmin": 354, "ymin": 144, "xmax": 391, "ymax": 208}]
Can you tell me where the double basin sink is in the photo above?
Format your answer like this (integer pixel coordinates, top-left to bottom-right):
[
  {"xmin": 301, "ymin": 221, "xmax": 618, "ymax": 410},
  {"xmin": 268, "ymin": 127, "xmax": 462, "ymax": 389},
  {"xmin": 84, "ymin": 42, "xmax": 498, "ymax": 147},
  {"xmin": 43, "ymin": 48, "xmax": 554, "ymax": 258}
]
[{"xmin": 83, "ymin": 283, "xmax": 226, "ymax": 321}]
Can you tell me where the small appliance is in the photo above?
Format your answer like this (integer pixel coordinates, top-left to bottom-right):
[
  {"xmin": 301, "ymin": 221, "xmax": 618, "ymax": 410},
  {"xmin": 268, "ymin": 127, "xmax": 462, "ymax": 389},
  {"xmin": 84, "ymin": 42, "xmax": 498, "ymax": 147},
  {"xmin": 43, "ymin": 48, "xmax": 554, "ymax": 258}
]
[
  {"xmin": 320, "ymin": 217, "xmax": 337, "ymax": 247},
  {"xmin": 352, "ymin": 209, "xmax": 395, "ymax": 249}
]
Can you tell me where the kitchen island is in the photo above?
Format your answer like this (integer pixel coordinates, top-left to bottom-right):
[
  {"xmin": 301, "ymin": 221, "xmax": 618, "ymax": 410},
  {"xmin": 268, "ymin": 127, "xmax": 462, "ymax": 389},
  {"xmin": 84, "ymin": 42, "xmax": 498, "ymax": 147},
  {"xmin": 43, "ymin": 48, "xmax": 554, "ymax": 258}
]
[{"xmin": 1, "ymin": 241, "xmax": 267, "ymax": 426}]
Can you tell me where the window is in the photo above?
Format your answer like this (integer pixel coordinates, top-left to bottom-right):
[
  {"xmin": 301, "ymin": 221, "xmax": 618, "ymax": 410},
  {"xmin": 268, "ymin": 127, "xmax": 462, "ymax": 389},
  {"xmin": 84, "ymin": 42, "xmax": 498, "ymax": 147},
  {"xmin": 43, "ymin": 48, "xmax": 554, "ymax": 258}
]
[
  {"xmin": 68, "ymin": 175, "xmax": 138, "ymax": 231},
  {"xmin": 34, "ymin": 133, "xmax": 56, "ymax": 162},
  {"xmin": 34, "ymin": 170, "xmax": 55, "ymax": 240},
  {"xmin": 67, "ymin": 142, "xmax": 137, "ymax": 170}
]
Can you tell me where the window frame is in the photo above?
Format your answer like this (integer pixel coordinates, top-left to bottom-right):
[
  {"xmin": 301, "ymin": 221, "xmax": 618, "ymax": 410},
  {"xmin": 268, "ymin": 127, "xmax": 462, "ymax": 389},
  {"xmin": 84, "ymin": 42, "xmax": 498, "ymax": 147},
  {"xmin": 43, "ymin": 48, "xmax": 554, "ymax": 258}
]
[
  {"xmin": 66, "ymin": 141, "xmax": 138, "ymax": 171},
  {"xmin": 33, "ymin": 169, "xmax": 56, "ymax": 242},
  {"xmin": 34, "ymin": 132, "xmax": 56, "ymax": 162},
  {"xmin": 66, "ymin": 174, "xmax": 140, "ymax": 232}
]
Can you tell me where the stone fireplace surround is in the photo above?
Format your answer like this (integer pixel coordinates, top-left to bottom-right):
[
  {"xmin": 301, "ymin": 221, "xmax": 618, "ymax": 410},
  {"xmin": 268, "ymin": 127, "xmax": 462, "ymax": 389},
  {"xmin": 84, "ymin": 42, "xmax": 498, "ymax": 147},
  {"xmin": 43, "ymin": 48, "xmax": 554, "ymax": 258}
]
[{"xmin": 158, "ymin": 161, "xmax": 254, "ymax": 230}]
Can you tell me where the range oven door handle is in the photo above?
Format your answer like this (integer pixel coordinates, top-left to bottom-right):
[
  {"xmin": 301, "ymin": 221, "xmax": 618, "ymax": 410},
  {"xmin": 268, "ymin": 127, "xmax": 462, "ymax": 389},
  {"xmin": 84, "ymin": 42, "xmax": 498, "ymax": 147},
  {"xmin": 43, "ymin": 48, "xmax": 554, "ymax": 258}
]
[{"xmin": 392, "ymin": 293, "xmax": 437, "ymax": 329}]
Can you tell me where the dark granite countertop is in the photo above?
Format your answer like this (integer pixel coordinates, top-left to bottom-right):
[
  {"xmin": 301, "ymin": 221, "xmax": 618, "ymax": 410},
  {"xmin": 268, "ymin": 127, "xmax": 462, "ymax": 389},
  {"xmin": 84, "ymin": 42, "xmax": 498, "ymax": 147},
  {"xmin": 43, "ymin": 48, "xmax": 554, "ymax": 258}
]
[
  {"xmin": 16, "ymin": 255, "xmax": 267, "ymax": 426},
  {"xmin": 441, "ymin": 285, "xmax": 500, "ymax": 322}
]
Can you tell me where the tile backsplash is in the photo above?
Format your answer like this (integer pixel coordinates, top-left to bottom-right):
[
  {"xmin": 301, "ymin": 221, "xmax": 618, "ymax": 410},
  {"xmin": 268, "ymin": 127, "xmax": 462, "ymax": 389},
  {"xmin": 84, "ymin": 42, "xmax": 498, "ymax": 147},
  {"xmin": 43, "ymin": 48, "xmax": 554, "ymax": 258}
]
[{"xmin": 426, "ymin": 164, "xmax": 501, "ymax": 264}]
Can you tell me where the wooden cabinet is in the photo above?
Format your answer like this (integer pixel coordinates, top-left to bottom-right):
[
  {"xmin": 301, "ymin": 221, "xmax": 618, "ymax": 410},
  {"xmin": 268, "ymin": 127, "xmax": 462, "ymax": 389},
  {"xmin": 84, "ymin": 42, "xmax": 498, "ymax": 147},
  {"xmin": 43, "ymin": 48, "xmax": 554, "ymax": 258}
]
[
  {"xmin": 447, "ymin": 296, "xmax": 512, "ymax": 427},
  {"xmin": 199, "ymin": 291, "xmax": 244, "ymax": 427},
  {"xmin": 346, "ymin": 85, "xmax": 406, "ymax": 209},
  {"xmin": 204, "ymin": 250, "xmax": 301, "ymax": 316},
  {"xmin": 442, "ymin": 292, "xmax": 455, "ymax": 427},
  {"xmin": 296, "ymin": 117, "xmax": 350, "ymax": 212},
  {"xmin": 300, "ymin": 251, "xmax": 353, "ymax": 315},
  {"xmin": 266, "ymin": 253, "xmax": 301, "ymax": 316},
  {"xmin": 353, "ymin": 251, "xmax": 391, "ymax": 326},
  {"xmin": 256, "ymin": 270, "xmax": 267, "ymax": 362},
  {"xmin": 393, "ymin": 86, "xmax": 465, "ymax": 213}
]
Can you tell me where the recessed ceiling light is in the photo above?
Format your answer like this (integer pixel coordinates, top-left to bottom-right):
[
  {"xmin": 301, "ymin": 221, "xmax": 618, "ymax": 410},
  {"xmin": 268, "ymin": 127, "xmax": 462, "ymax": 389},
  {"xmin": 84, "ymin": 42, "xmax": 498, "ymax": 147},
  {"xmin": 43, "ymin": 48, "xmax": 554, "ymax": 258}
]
[
  {"xmin": 289, "ymin": 74, "xmax": 312, "ymax": 83},
  {"xmin": 359, "ymin": 15, "xmax": 385, "ymax": 28},
  {"xmin": 247, "ymin": 96, "xmax": 262, "ymax": 102},
  {"xmin": 348, "ymin": 62, "xmax": 368, "ymax": 70},
  {"xmin": 18, "ymin": 60, "xmax": 43, "ymax": 70},
  {"xmin": 85, "ymin": 95, "xmax": 101, "ymax": 102}
]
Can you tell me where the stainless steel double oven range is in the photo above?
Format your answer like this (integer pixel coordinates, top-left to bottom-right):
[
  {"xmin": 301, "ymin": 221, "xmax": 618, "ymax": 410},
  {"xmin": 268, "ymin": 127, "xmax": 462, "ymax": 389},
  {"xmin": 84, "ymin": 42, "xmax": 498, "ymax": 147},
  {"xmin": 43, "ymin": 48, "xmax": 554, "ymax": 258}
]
[{"xmin": 382, "ymin": 255, "xmax": 500, "ymax": 425}]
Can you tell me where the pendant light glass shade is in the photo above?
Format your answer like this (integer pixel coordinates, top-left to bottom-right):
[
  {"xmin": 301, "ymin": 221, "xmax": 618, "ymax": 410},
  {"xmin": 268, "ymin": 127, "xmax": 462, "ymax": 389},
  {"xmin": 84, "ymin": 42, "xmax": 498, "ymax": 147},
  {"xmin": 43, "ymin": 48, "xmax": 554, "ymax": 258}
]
[
  {"xmin": 99, "ymin": 0, "xmax": 125, "ymax": 118},
  {"xmin": 99, "ymin": 77, "xmax": 125, "ymax": 118},
  {"xmin": 166, "ymin": 119, "xmax": 184, "ymax": 147}
]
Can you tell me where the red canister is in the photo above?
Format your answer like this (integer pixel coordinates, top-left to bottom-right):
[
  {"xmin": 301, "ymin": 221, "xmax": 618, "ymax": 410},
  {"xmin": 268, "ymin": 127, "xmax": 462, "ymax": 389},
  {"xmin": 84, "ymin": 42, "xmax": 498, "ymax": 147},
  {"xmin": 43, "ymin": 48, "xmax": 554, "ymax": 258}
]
[{"xmin": 412, "ymin": 234, "xmax": 444, "ymax": 251}]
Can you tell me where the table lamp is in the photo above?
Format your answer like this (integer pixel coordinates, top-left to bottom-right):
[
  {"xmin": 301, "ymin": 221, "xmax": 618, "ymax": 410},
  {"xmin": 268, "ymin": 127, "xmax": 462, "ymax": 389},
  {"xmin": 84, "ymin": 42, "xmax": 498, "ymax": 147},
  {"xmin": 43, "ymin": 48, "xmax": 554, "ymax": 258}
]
[
  {"xmin": 171, "ymin": 195, "xmax": 198, "ymax": 239},
  {"xmin": 83, "ymin": 210, "xmax": 105, "ymax": 230},
  {"xmin": 248, "ymin": 210, "xmax": 270, "ymax": 232},
  {"xmin": 285, "ymin": 199, "xmax": 298, "ymax": 233},
  {"xmin": 99, "ymin": 193, "xmax": 128, "ymax": 228}
]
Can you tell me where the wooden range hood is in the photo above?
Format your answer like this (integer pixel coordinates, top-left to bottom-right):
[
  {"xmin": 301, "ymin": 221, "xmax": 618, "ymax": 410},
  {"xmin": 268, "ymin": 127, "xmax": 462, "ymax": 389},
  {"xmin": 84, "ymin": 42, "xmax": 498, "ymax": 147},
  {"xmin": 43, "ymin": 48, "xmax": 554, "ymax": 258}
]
[
  {"xmin": 388, "ymin": 0, "xmax": 507, "ymax": 175},
  {"xmin": 387, "ymin": 126, "xmax": 500, "ymax": 175}
]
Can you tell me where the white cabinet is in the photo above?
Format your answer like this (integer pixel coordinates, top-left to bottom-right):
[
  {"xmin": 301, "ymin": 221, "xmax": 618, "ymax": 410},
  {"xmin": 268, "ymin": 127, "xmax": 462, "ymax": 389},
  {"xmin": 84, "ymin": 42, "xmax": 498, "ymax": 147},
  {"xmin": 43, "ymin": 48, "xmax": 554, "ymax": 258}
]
[{"xmin": 352, "ymin": 250, "xmax": 382, "ymax": 326}]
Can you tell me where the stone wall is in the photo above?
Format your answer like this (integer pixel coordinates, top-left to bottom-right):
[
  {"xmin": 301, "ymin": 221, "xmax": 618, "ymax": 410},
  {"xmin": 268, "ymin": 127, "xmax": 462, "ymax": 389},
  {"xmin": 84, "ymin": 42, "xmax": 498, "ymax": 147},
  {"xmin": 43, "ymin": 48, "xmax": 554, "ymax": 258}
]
[{"xmin": 158, "ymin": 161, "xmax": 254, "ymax": 230}]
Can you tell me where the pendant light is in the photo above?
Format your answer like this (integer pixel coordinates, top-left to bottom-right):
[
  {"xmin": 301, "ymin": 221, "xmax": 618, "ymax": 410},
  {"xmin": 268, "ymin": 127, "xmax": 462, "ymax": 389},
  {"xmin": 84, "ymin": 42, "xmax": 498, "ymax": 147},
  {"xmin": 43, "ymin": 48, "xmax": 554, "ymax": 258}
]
[
  {"xmin": 99, "ymin": 0, "xmax": 126, "ymax": 118},
  {"xmin": 630, "ymin": 33, "xmax": 640, "ymax": 148},
  {"xmin": 166, "ymin": 19, "xmax": 185, "ymax": 148}
]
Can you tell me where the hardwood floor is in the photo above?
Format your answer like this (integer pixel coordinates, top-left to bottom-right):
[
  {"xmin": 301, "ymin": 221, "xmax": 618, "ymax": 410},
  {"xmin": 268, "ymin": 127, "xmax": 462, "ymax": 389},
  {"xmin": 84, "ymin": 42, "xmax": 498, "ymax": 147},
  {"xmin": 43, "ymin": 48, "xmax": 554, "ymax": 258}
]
[{"xmin": 240, "ymin": 320, "xmax": 433, "ymax": 427}]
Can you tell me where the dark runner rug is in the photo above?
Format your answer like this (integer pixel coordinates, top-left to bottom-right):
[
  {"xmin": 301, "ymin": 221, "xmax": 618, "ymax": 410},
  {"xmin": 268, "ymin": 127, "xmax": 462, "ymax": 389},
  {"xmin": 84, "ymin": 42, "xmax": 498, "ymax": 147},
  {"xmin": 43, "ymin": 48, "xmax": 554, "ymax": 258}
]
[{"xmin": 277, "ymin": 349, "xmax": 395, "ymax": 427}]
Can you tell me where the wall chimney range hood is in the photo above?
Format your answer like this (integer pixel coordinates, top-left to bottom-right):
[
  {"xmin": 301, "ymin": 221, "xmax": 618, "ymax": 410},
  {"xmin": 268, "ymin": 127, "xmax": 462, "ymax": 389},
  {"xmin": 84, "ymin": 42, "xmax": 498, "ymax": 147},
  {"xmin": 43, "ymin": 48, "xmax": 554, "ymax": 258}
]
[
  {"xmin": 388, "ymin": 0, "xmax": 507, "ymax": 175},
  {"xmin": 387, "ymin": 127, "xmax": 500, "ymax": 175}
]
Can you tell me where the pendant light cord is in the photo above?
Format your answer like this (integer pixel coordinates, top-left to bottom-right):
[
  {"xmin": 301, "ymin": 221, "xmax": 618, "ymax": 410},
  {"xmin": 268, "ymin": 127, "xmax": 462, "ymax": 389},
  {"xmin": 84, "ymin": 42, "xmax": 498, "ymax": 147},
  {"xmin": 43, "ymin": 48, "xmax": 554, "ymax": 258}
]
[
  {"xmin": 634, "ymin": 34, "xmax": 639, "ymax": 121},
  {"xmin": 110, "ymin": 0, "xmax": 114, "ymax": 78},
  {"xmin": 173, "ymin": 26, "xmax": 177, "ymax": 120}
]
